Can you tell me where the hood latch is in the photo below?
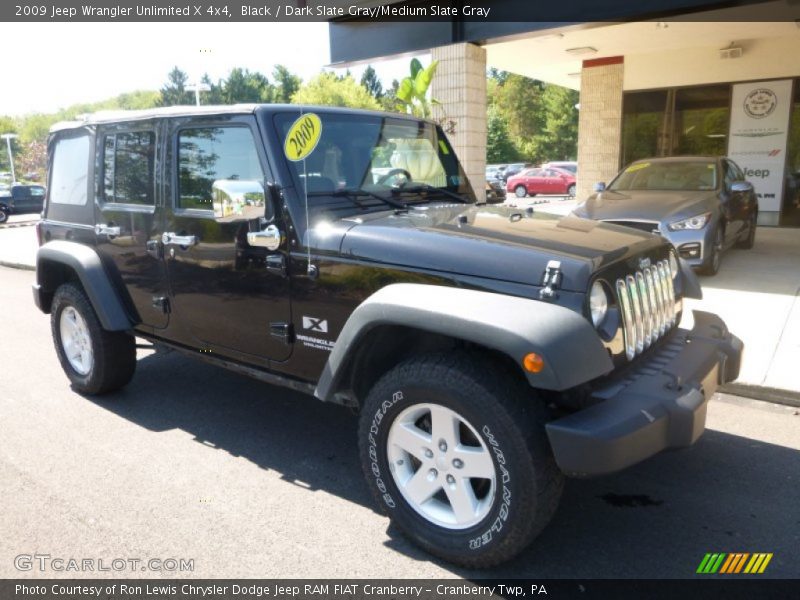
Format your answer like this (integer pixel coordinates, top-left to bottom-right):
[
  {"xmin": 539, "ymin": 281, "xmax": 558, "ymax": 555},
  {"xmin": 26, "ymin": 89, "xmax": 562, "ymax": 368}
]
[{"xmin": 539, "ymin": 260, "xmax": 562, "ymax": 300}]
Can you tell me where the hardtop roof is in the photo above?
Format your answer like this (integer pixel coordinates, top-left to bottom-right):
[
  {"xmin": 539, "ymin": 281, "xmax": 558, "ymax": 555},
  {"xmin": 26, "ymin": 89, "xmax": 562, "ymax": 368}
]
[{"xmin": 49, "ymin": 103, "xmax": 428, "ymax": 133}]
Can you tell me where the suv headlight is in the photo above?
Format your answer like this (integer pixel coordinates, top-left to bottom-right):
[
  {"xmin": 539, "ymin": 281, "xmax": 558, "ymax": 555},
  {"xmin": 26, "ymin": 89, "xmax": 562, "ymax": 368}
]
[
  {"xmin": 589, "ymin": 281, "xmax": 608, "ymax": 327},
  {"xmin": 668, "ymin": 212, "xmax": 711, "ymax": 231}
]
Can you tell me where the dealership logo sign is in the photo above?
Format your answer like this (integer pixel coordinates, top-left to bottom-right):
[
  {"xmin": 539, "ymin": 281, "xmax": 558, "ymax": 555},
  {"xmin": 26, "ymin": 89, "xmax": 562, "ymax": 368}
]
[{"xmin": 743, "ymin": 88, "xmax": 777, "ymax": 119}]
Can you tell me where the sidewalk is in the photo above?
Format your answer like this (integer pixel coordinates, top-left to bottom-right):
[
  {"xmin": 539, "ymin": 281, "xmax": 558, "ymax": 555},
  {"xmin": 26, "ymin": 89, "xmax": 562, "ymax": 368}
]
[
  {"xmin": 0, "ymin": 217, "xmax": 37, "ymax": 270},
  {"xmin": 1, "ymin": 210, "xmax": 798, "ymax": 401}
]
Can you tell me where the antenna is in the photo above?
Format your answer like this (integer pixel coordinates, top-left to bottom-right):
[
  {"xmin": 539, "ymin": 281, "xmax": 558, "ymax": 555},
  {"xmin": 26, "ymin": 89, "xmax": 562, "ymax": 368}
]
[{"xmin": 300, "ymin": 107, "xmax": 318, "ymax": 280}]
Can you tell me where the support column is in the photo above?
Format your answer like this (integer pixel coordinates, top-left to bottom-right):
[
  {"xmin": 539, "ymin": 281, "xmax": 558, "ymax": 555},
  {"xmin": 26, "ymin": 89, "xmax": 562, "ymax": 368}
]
[
  {"xmin": 431, "ymin": 43, "xmax": 487, "ymax": 195},
  {"xmin": 576, "ymin": 56, "xmax": 624, "ymax": 199}
]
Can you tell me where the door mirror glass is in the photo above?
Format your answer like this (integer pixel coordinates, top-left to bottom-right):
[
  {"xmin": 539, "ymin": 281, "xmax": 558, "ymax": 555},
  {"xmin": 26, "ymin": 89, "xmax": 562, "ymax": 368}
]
[
  {"xmin": 212, "ymin": 179, "xmax": 265, "ymax": 222},
  {"xmin": 594, "ymin": 182, "xmax": 606, "ymax": 192},
  {"xmin": 730, "ymin": 181, "xmax": 753, "ymax": 194}
]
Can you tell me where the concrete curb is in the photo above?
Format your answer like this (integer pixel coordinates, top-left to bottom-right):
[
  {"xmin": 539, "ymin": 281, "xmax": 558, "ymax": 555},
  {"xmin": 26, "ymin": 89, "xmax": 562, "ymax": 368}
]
[
  {"xmin": 721, "ymin": 382, "xmax": 800, "ymax": 408},
  {"xmin": 0, "ymin": 260, "xmax": 35, "ymax": 271}
]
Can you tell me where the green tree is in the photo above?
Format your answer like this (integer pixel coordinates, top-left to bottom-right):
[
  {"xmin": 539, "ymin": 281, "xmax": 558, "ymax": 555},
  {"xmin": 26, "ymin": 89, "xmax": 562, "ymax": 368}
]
[
  {"xmin": 222, "ymin": 68, "xmax": 273, "ymax": 103},
  {"xmin": 535, "ymin": 84, "xmax": 579, "ymax": 161},
  {"xmin": 201, "ymin": 73, "xmax": 224, "ymax": 104},
  {"xmin": 273, "ymin": 65, "xmax": 301, "ymax": 104},
  {"xmin": 291, "ymin": 72, "xmax": 380, "ymax": 109},
  {"xmin": 160, "ymin": 66, "xmax": 192, "ymax": 106},
  {"xmin": 360, "ymin": 65, "xmax": 383, "ymax": 99},
  {"xmin": 487, "ymin": 107, "xmax": 518, "ymax": 163}
]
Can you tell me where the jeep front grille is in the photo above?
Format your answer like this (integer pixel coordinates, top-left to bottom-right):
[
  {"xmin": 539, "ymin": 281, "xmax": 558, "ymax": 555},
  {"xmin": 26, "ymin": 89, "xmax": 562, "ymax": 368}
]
[{"xmin": 615, "ymin": 260, "xmax": 677, "ymax": 361}]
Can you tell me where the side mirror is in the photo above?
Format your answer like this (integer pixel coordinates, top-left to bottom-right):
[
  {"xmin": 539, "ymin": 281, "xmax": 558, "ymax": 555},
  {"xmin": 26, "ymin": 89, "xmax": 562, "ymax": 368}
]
[
  {"xmin": 212, "ymin": 179, "xmax": 266, "ymax": 222},
  {"xmin": 731, "ymin": 181, "xmax": 753, "ymax": 194},
  {"xmin": 594, "ymin": 182, "xmax": 606, "ymax": 192}
]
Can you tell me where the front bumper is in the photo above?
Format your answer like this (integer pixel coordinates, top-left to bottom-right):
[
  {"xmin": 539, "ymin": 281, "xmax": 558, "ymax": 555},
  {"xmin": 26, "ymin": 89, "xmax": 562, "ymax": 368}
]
[
  {"xmin": 663, "ymin": 226, "xmax": 715, "ymax": 268},
  {"xmin": 546, "ymin": 311, "xmax": 742, "ymax": 477}
]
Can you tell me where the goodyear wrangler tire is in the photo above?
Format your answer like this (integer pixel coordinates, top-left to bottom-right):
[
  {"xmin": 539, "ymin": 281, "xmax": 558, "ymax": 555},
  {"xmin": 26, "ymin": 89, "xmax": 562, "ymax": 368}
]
[
  {"xmin": 358, "ymin": 352, "xmax": 563, "ymax": 568},
  {"xmin": 51, "ymin": 282, "xmax": 136, "ymax": 395}
]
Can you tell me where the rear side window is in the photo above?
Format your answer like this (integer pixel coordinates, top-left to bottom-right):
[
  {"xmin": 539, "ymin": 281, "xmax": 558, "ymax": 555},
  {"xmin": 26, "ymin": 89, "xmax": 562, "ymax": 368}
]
[
  {"xmin": 177, "ymin": 126, "xmax": 263, "ymax": 210},
  {"xmin": 50, "ymin": 135, "xmax": 90, "ymax": 206},
  {"xmin": 103, "ymin": 131, "xmax": 156, "ymax": 205}
]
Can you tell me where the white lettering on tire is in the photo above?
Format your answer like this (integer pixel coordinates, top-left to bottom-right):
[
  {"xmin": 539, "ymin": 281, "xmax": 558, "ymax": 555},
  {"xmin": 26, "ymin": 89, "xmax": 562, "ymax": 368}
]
[
  {"xmin": 469, "ymin": 425, "xmax": 512, "ymax": 551},
  {"xmin": 367, "ymin": 391, "xmax": 404, "ymax": 509}
]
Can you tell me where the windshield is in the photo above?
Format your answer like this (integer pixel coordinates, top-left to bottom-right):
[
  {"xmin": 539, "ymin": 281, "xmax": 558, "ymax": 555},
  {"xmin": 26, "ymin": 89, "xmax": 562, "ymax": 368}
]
[
  {"xmin": 609, "ymin": 160, "xmax": 718, "ymax": 192},
  {"xmin": 272, "ymin": 111, "xmax": 472, "ymax": 218}
]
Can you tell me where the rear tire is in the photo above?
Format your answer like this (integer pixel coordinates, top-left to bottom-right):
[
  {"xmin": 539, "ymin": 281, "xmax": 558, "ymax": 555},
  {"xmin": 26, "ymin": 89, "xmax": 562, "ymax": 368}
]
[
  {"xmin": 567, "ymin": 184, "xmax": 576, "ymax": 198},
  {"xmin": 358, "ymin": 352, "xmax": 563, "ymax": 568},
  {"xmin": 51, "ymin": 282, "xmax": 136, "ymax": 395},
  {"xmin": 514, "ymin": 185, "xmax": 528, "ymax": 198}
]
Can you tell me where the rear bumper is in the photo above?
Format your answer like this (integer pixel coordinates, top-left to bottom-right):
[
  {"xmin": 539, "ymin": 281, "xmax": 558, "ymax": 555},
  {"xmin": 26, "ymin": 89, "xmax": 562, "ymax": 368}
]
[{"xmin": 546, "ymin": 311, "xmax": 742, "ymax": 477}]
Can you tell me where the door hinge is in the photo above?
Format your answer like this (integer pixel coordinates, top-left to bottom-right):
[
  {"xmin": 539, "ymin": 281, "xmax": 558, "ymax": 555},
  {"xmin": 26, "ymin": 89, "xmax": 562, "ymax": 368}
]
[
  {"xmin": 152, "ymin": 296, "xmax": 171, "ymax": 314},
  {"xmin": 270, "ymin": 322, "xmax": 294, "ymax": 344}
]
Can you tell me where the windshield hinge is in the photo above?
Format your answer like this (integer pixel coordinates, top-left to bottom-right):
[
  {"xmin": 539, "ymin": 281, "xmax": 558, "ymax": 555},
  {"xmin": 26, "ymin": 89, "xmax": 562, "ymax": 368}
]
[{"xmin": 539, "ymin": 260, "xmax": 562, "ymax": 300}]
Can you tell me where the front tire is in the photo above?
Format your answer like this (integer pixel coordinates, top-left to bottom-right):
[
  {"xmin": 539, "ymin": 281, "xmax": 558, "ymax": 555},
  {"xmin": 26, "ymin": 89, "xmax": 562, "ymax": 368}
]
[
  {"xmin": 51, "ymin": 282, "xmax": 136, "ymax": 395},
  {"xmin": 514, "ymin": 185, "xmax": 528, "ymax": 198},
  {"xmin": 735, "ymin": 216, "xmax": 756, "ymax": 249},
  {"xmin": 0, "ymin": 210, "xmax": 8, "ymax": 224},
  {"xmin": 358, "ymin": 352, "xmax": 563, "ymax": 568},
  {"xmin": 699, "ymin": 226, "xmax": 724, "ymax": 276}
]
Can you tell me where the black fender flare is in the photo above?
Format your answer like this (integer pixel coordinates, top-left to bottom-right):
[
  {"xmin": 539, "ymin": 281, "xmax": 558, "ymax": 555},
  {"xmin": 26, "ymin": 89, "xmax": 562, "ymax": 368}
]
[
  {"xmin": 314, "ymin": 283, "xmax": 614, "ymax": 401},
  {"xmin": 35, "ymin": 240, "xmax": 133, "ymax": 331}
]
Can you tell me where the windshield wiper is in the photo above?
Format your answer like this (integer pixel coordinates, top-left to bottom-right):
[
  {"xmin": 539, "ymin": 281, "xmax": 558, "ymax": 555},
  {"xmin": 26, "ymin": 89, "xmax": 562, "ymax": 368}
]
[
  {"xmin": 308, "ymin": 188, "xmax": 408, "ymax": 210},
  {"xmin": 391, "ymin": 183, "xmax": 470, "ymax": 204}
]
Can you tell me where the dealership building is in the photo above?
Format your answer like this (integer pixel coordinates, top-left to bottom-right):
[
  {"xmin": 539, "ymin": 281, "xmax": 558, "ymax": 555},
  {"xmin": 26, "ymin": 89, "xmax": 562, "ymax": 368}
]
[{"xmin": 328, "ymin": 0, "xmax": 800, "ymax": 227}]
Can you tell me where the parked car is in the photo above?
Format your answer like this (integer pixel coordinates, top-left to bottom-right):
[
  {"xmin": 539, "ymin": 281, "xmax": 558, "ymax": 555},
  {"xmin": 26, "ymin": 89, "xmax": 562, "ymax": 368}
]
[
  {"xmin": 485, "ymin": 179, "xmax": 506, "ymax": 203},
  {"xmin": 0, "ymin": 184, "xmax": 46, "ymax": 223},
  {"xmin": 542, "ymin": 161, "xmax": 577, "ymax": 175},
  {"xmin": 507, "ymin": 166, "xmax": 576, "ymax": 198},
  {"xmin": 33, "ymin": 105, "xmax": 741, "ymax": 568},
  {"xmin": 572, "ymin": 156, "xmax": 758, "ymax": 276},
  {"xmin": 486, "ymin": 166, "xmax": 502, "ymax": 181},
  {"xmin": 501, "ymin": 162, "xmax": 532, "ymax": 182}
]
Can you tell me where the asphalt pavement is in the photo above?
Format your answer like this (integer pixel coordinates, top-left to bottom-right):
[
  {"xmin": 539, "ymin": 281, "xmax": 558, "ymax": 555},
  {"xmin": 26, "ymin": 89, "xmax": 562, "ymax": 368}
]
[{"xmin": 1, "ymin": 265, "xmax": 799, "ymax": 580}]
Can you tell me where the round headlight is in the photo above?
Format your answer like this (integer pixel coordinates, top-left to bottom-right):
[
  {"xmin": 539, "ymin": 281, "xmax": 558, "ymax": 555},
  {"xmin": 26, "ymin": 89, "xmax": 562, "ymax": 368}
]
[
  {"xmin": 590, "ymin": 281, "xmax": 608, "ymax": 328},
  {"xmin": 669, "ymin": 251, "xmax": 679, "ymax": 280}
]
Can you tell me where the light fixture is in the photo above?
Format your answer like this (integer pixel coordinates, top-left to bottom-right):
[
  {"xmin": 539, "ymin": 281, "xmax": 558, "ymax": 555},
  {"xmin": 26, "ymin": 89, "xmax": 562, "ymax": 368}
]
[{"xmin": 565, "ymin": 46, "xmax": 598, "ymax": 56}]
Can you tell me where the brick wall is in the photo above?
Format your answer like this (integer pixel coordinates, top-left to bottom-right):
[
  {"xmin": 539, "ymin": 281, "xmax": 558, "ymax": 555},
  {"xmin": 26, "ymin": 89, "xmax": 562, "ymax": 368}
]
[
  {"xmin": 431, "ymin": 43, "xmax": 487, "ymax": 196},
  {"xmin": 576, "ymin": 57, "xmax": 624, "ymax": 199}
]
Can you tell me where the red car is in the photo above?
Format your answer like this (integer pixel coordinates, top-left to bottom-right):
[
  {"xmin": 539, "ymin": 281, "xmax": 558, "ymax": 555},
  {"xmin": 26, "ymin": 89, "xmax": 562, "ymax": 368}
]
[{"xmin": 506, "ymin": 166, "xmax": 576, "ymax": 198}]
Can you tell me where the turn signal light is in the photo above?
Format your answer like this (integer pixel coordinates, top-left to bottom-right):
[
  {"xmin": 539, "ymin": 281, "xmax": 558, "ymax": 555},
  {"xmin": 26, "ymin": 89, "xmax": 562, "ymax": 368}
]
[{"xmin": 523, "ymin": 352, "xmax": 545, "ymax": 373}]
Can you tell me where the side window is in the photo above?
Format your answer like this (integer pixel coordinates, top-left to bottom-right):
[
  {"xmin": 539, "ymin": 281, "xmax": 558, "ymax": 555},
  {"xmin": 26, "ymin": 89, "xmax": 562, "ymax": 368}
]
[
  {"xmin": 50, "ymin": 135, "xmax": 90, "ymax": 206},
  {"xmin": 177, "ymin": 126, "xmax": 263, "ymax": 210},
  {"xmin": 103, "ymin": 131, "xmax": 155, "ymax": 205}
]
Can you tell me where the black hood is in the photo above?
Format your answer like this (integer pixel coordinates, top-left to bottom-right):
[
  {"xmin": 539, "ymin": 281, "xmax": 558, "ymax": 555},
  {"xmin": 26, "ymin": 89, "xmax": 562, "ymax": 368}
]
[{"xmin": 312, "ymin": 204, "xmax": 666, "ymax": 292}]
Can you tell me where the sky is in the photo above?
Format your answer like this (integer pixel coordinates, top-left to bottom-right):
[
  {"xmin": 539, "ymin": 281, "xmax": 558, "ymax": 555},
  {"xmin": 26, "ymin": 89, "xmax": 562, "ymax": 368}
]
[{"xmin": 0, "ymin": 22, "xmax": 425, "ymax": 116}]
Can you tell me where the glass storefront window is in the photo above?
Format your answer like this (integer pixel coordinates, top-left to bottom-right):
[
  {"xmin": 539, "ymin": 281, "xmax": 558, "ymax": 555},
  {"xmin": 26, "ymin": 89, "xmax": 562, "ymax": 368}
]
[
  {"xmin": 673, "ymin": 85, "xmax": 730, "ymax": 156},
  {"xmin": 621, "ymin": 91, "xmax": 668, "ymax": 166},
  {"xmin": 783, "ymin": 81, "xmax": 800, "ymax": 226}
]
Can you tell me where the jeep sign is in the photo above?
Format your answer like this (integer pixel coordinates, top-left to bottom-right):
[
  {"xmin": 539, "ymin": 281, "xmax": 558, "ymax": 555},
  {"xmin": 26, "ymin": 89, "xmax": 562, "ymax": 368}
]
[{"xmin": 728, "ymin": 79, "xmax": 792, "ymax": 218}]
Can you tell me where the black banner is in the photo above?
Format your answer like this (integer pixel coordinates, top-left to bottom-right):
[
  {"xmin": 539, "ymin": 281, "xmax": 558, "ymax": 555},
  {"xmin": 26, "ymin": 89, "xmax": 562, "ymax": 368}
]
[{"xmin": 0, "ymin": 0, "xmax": 791, "ymax": 23}]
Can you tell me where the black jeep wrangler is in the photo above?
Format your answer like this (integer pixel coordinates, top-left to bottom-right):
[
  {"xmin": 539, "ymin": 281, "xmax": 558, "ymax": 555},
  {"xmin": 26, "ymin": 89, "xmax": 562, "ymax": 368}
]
[{"xmin": 33, "ymin": 105, "xmax": 742, "ymax": 567}]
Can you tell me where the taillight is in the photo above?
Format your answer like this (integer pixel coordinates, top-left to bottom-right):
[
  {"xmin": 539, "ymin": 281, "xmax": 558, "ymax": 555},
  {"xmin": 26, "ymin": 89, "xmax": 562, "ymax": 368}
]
[{"xmin": 35, "ymin": 221, "xmax": 43, "ymax": 246}]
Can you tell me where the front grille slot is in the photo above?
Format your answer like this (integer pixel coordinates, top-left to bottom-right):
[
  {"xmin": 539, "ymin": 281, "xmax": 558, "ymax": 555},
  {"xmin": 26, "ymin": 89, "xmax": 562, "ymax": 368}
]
[{"xmin": 616, "ymin": 260, "xmax": 677, "ymax": 361}]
